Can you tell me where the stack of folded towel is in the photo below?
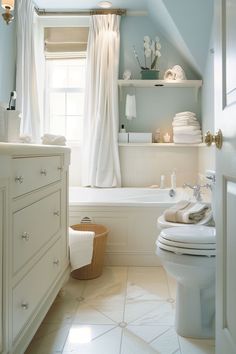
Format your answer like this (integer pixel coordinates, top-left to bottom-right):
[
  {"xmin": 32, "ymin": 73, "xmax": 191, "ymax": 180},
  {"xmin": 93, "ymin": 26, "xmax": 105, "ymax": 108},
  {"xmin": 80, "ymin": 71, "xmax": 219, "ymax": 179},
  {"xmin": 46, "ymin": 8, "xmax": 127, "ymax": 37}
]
[
  {"xmin": 172, "ymin": 111, "xmax": 202, "ymax": 144},
  {"xmin": 164, "ymin": 200, "xmax": 211, "ymax": 224},
  {"xmin": 41, "ymin": 133, "xmax": 66, "ymax": 146}
]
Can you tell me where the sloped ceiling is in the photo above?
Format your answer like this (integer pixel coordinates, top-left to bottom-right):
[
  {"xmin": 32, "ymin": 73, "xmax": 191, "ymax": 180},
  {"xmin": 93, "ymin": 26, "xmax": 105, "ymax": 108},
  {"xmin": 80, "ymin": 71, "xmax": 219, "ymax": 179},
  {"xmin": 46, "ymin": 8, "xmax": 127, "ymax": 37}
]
[{"xmin": 34, "ymin": 0, "xmax": 214, "ymax": 76}]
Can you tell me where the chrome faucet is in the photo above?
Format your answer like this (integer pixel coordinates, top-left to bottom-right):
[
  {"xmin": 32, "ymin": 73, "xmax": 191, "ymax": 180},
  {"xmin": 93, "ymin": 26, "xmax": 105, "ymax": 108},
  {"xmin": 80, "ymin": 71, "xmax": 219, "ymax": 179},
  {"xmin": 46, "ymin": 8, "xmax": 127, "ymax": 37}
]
[{"xmin": 183, "ymin": 183, "xmax": 211, "ymax": 202}]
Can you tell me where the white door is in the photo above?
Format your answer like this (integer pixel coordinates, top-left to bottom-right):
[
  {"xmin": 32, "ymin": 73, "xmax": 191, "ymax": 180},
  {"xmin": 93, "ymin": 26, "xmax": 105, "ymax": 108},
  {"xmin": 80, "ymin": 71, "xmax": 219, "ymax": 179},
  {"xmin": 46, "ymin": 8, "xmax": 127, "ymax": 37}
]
[{"xmin": 215, "ymin": 0, "xmax": 236, "ymax": 353}]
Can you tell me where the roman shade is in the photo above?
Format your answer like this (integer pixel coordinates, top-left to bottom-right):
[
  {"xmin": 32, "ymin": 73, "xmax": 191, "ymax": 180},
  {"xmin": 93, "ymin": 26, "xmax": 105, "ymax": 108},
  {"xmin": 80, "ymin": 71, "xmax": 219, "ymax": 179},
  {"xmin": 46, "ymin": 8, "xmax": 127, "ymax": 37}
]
[{"xmin": 44, "ymin": 27, "xmax": 89, "ymax": 58}]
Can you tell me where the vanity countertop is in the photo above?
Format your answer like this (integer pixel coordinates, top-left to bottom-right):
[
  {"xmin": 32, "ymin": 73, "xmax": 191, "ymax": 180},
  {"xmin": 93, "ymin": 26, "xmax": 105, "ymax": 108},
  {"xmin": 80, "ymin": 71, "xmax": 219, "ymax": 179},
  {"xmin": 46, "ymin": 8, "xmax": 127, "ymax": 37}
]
[{"xmin": 0, "ymin": 142, "xmax": 71, "ymax": 156}]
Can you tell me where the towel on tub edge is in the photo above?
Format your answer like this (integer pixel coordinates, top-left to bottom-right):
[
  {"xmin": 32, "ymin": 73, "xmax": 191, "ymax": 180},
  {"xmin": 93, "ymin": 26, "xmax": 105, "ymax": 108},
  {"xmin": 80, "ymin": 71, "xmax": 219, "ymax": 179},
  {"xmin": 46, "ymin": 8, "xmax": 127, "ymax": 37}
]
[
  {"xmin": 69, "ymin": 227, "xmax": 95, "ymax": 271},
  {"xmin": 164, "ymin": 200, "xmax": 210, "ymax": 224}
]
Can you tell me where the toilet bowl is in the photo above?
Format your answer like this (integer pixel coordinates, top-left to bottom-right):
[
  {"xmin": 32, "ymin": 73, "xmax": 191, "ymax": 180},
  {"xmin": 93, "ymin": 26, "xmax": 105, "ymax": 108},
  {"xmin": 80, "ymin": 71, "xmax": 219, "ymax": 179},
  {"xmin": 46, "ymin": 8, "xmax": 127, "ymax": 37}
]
[{"xmin": 156, "ymin": 195, "xmax": 216, "ymax": 339}]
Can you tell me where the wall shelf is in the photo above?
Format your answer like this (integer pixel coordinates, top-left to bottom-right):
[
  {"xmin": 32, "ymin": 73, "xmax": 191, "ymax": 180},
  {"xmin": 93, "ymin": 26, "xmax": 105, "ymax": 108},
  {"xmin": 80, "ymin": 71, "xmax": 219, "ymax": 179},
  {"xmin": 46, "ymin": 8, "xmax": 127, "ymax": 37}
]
[
  {"xmin": 119, "ymin": 143, "xmax": 205, "ymax": 147},
  {"xmin": 118, "ymin": 79, "xmax": 202, "ymax": 88}
]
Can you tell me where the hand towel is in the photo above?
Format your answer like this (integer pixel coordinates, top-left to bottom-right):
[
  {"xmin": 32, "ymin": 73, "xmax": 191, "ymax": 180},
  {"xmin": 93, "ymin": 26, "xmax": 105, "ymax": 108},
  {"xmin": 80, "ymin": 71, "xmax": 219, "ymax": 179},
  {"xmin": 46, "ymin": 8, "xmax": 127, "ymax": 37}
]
[
  {"xmin": 164, "ymin": 201, "xmax": 210, "ymax": 224},
  {"xmin": 125, "ymin": 94, "xmax": 136, "ymax": 120},
  {"xmin": 69, "ymin": 227, "xmax": 94, "ymax": 271},
  {"xmin": 42, "ymin": 133, "xmax": 66, "ymax": 146}
]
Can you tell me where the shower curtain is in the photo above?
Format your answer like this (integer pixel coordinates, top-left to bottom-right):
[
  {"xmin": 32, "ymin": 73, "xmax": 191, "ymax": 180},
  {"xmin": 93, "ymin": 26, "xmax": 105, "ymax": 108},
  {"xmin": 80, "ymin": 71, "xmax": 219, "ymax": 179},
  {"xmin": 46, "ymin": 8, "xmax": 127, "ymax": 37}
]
[
  {"xmin": 82, "ymin": 14, "xmax": 121, "ymax": 187},
  {"xmin": 16, "ymin": 0, "xmax": 41, "ymax": 143}
]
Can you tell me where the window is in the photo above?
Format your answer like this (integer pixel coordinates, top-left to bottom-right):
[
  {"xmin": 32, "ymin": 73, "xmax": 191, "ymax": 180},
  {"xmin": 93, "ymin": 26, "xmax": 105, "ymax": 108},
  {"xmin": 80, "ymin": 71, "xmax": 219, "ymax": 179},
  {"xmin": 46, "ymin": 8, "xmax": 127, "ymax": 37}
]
[{"xmin": 45, "ymin": 58, "xmax": 86, "ymax": 143}]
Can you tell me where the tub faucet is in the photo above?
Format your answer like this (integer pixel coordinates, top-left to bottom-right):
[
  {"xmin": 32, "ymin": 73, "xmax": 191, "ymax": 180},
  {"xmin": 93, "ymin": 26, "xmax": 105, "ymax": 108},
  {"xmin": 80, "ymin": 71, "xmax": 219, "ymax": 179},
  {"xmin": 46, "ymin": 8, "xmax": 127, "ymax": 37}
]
[{"xmin": 183, "ymin": 183, "xmax": 211, "ymax": 202}]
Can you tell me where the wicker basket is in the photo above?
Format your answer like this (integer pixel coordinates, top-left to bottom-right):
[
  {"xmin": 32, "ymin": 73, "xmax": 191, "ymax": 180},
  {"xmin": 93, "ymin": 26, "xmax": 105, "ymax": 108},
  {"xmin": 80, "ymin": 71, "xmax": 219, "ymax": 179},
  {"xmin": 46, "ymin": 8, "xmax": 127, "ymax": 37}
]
[{"xmin": 70, "ymin": 223, "xmax": 109, "ymax": 280}]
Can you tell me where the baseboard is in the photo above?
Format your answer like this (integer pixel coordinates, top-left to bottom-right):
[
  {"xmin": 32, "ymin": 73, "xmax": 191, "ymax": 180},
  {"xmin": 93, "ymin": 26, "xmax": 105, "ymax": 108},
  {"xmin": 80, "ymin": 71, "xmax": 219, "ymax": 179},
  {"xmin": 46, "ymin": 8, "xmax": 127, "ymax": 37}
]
[{"xmin": 104, "ymin": 251, "xmax": 161, "ymax": 266}]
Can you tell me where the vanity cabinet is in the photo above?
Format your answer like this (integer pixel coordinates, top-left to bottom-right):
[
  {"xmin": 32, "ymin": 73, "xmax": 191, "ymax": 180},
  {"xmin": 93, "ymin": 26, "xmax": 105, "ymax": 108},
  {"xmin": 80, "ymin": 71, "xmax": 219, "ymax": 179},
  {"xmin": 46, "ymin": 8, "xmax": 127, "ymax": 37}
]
[{"xmin": 0, "ymin": 144, "xmax": 70, "ymax": 354}]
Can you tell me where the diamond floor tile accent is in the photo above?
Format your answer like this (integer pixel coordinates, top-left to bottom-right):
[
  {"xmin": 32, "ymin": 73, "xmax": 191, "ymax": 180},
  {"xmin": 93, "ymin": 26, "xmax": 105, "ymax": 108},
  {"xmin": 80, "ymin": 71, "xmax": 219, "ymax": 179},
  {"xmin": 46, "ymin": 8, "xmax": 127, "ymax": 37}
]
[{"xmin": 25, "ymin": 266, "xmax": 215, "ymax": 354}]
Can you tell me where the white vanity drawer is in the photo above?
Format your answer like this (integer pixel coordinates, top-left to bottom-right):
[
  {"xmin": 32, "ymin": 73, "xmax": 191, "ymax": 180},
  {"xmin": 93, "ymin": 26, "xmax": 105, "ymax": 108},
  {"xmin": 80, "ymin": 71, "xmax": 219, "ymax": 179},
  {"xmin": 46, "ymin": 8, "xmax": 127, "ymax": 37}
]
[
  {"xmin": 12, "ymin": 156, "xmax": 62, "ymax": 197},
  {"xmin": 13, "ymin": 191, "xmax": 61, "ymax": 274},
  {"xmin": 12, "ymin": 238, "xmax": 61, "ymax": 341}
]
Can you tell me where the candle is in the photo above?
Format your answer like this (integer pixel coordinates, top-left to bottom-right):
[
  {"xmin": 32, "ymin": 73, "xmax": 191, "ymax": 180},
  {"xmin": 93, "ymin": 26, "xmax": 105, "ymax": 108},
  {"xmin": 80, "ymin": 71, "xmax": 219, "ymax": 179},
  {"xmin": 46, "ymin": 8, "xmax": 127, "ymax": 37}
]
[{"xmin": 163, "ymin": 133, "xmax": 171, "ymax": 143}]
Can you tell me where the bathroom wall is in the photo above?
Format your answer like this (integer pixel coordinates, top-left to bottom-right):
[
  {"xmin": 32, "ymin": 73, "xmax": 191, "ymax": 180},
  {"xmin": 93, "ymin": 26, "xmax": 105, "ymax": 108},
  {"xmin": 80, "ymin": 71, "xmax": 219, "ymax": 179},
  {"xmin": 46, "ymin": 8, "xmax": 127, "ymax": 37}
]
[
  {"xmin": 118, "ymin": 15, "xmax": 201, "ymax": 136},
  {"xmin": 0, "ymin": 9, "xmax": 16, "ymax": 104}
]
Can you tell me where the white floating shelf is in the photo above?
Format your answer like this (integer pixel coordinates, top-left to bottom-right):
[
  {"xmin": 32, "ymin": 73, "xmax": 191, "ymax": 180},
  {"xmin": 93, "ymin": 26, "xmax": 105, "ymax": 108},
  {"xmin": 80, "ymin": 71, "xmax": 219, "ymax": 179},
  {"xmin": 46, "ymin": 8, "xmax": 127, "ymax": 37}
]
[
  {"xmin": 118, "ymin": 79, "xmax": 202, "ymax": 88},
  {"xmin": 119, "ymin": 143, "xmax": 205, "ymax": 147}
]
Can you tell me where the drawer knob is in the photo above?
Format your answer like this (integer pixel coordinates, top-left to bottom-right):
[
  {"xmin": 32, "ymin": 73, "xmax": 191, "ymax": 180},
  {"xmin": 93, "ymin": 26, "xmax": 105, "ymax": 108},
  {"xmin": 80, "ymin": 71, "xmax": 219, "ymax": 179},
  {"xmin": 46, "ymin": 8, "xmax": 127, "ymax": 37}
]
[
  {"xmin": 53, "ymin": 259, "xmax": 60, "ymax": 265},
  {"xmin": 40, "ymin": 169, "xmax": 47, "ymax": 176},
  {"xmin": 15, "ymin": 176, "xmax": 24, "ymax": 184},
  {"xmin": 21, "ymin": 232, "xmax": 30, "ymax": 241},
  {"xmin": 53, "ymin": 211, "xmax": 60, "ymax": 216},
  {"xmin": 57, "ymin": 166, "xmax": 63, "ymax": 171},
  {"xmin": 21, "ymin": 302, "xmax": 29, "ymax": 310}
]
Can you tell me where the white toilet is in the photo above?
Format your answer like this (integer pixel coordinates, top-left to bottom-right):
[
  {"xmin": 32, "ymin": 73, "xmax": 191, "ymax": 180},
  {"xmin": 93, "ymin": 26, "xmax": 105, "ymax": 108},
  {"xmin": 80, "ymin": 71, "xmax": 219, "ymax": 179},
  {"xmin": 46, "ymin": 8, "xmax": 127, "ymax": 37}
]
[{"xmin": 156, "ymin": 192, "xmax": 216, "ymax": 338}]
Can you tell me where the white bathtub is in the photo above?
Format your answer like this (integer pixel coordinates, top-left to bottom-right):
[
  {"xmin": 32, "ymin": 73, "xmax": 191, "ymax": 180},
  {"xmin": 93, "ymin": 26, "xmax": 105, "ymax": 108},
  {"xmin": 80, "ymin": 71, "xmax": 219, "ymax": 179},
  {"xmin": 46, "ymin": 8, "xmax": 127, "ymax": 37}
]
[{"xmin": 69, "ymin": 187, "xmax": 188, "ymax": 266}]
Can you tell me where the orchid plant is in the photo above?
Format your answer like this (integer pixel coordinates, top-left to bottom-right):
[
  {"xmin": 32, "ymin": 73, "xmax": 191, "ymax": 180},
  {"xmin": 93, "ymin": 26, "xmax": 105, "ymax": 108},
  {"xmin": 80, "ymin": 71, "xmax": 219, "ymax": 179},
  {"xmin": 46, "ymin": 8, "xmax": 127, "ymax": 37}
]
[{"xmin": 133, "ymin": 35, "xmax": 161, "ymax": 71}]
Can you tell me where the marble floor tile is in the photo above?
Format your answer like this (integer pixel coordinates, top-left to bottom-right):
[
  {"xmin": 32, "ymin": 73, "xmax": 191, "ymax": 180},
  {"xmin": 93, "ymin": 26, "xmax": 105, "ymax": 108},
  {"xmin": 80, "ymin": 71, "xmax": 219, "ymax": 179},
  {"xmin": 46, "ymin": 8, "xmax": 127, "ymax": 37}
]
[
  {"xmin": 72, "ymin": 302, "xmax": 117, "ymax": 325},
  {"xmin": 121, "ymin": 328, "xmax": 158, "ymax": 354},
  {"xmin": 126, "ymin": 267, "xmax": 170, "ymax": 302},
  {"xmin": 43, "ymin": 298, "xmax": 79, "ymax": 324},
  {"xmin": 150, "ymin": 327, "xmax": 180, "ymax": 354},
  {"xmin": 62, "ymin": 325, "xmax": 122, "ymax": 354},
  {"xmin": 25, "ymin": 322, "xmax": 71, "ymax": 354},
  {"xmin": 126, "ymin": 324, "xmax": 172, "ymax": 344},
  {"xmin": 179, "ymin": 336, "xmax": 215, "ymax": 354},
  {"xmin": 58, "ymin": 276, "xmax": 86, "ymax": 301}
]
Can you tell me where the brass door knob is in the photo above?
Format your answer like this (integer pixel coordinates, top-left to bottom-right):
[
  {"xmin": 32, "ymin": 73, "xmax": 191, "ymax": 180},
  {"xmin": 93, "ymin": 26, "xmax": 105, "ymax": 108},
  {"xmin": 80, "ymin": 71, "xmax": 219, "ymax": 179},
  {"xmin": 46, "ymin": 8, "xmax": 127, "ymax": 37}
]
[{"xmin": 204, "ymin": 129, "xmax": 223, "ymax": 149}]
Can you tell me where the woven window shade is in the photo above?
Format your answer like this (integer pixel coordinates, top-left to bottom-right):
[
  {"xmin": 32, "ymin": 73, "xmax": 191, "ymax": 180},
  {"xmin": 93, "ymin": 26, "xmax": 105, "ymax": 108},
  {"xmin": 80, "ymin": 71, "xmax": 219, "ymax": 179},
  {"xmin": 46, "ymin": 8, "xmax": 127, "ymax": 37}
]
[{"xmin": 44, "ymin": 27, "xmax": 88, "ymax": 58}]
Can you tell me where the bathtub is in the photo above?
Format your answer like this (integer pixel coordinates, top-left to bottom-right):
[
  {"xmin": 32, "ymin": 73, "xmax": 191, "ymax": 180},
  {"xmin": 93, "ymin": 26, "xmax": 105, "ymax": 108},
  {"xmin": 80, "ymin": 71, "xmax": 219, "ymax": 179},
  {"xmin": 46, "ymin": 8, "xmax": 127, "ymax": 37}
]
[{"xmin": 69, "ymin": 187, "xmax": 188, "ymax": 266}]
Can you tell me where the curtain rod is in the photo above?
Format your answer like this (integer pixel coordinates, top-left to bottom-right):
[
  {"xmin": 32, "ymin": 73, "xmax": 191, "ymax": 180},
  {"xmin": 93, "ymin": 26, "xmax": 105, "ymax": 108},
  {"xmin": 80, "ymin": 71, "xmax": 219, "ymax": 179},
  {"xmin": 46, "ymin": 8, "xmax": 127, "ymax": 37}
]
[{"xmin": 35, "ymin": 8, "xmax": 126, "ymax": 17}]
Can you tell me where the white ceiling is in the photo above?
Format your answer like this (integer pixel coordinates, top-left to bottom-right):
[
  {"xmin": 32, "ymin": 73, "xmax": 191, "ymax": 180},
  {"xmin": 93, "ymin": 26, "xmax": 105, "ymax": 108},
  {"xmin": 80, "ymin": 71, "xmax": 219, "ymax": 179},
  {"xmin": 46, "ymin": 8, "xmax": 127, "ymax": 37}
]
[{"xmin": 34, "ymin": 0, "xmax": 148, "ymax": 11}]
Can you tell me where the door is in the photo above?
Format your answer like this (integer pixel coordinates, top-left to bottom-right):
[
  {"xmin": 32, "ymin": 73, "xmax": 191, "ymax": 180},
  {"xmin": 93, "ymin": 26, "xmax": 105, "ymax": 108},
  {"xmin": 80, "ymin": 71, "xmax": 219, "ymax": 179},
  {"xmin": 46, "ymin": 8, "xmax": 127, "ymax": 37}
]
[{"xmin": 215, "ymin": 0, "xmax": 236, "ymax": 353}]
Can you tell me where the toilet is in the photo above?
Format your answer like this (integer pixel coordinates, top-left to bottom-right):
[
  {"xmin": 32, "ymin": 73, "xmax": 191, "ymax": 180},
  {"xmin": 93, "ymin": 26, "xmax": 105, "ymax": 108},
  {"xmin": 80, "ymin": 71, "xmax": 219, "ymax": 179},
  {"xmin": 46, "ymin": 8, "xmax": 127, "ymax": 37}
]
[{"xmin": 156, "ymin": 191, "xmax": 216, "ymax": 338}]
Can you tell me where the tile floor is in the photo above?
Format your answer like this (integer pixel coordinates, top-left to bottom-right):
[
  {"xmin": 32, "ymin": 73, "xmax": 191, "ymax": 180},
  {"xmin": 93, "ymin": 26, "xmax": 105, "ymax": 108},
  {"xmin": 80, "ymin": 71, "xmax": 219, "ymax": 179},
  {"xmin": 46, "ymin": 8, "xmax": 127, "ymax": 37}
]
[{"xmin": 25, "ymin": 266, "xmax": 215, "ymax": 354}]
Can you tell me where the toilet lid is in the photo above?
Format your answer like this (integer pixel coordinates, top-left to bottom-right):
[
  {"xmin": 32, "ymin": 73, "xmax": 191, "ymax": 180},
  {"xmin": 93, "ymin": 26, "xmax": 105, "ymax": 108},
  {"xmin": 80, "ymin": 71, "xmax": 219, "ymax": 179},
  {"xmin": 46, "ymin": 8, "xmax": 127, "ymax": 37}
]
[
  {"xmin": 157, "ymin": 226, "xmax": 216, "ymax": 256},
  {"xmin": 160, "ymin": 226, "xmax": 216, "ymax": 244}
]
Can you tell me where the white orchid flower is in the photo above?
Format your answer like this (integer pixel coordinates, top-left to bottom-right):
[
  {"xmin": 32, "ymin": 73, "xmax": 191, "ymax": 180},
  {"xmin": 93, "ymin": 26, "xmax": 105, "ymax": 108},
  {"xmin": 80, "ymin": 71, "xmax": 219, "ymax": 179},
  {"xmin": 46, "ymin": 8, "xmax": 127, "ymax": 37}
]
[
  {"xmin": 156, "ymin": 43, "xmax": 161, "ymax": 50},
  {"xmin": 151, "ymin": 40, "xmax": 155, "ymax": 52},
  {"xmin": 156, "ymin": 50, "xmax": 161, "ymax": 57},
  {"xmin": 144, "ymin": 42, "xmax": 150, "ymax": 49},
  {"xmin": 144, "ymin": 35, "xmax": 150, "ymax": 43},
  {"xmin": 145, "ymin": 48, "xmax": 152, "ymax": 58}
]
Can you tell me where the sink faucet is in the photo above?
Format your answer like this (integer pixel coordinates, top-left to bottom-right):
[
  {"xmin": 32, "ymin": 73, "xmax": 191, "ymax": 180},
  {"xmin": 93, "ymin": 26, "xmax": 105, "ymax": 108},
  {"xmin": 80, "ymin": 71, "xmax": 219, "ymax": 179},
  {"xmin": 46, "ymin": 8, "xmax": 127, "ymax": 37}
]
[{"xmin": 183, "ymin": 183, "xmax": 211, "ymax": 202}]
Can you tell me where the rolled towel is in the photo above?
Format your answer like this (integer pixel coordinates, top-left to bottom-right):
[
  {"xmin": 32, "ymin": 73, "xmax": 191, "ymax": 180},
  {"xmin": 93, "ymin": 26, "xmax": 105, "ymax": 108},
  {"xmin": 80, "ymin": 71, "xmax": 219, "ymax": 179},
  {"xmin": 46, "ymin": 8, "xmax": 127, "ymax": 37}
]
[
  {"xmin": 42, "ymin": 133, "xmax": 66, "ymax": 146},
  {"xmin": 125, "ymin": 94, "xmax": 136, "ymax": 120},
  {"xmin": 69, "ymin": 227, "xmax": 94, "ymax": 271},
  {"xmin": 164, "ymin": 201, "xmax": 210, "ymax": 224}
]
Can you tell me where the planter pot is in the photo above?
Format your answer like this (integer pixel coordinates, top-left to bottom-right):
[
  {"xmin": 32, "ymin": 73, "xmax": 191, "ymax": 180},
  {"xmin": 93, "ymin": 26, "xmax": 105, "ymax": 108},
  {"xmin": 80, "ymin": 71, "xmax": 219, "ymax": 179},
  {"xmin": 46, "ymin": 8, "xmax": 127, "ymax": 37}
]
[{"xmin": 141, "ymin": 70, "xmax": 159, "ymax": 80}]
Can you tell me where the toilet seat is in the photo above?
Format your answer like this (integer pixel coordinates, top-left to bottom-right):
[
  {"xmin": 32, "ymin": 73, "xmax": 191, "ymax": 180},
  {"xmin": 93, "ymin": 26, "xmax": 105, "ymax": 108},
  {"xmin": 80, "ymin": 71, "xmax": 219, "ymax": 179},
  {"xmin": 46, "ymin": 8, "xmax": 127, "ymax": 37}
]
[{"xmin": 157, "ymin": 226, "xmax": 216, "ymax": 256}]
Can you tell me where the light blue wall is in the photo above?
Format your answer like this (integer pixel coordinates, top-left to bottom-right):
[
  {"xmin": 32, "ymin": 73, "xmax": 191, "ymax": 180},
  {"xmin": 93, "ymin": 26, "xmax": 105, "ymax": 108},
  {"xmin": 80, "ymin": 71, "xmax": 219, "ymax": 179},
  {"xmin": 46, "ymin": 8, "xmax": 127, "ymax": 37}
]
[
  {"xmin": 119, "ymin": 16, "xmax": 201, "ymax": 135},
  {"xmin": 162, "ymin": 0, "xmax": 214, "ymax": 74},
  {"xmin": 0, "ymin": 9, "xmax": 16, "ymax": 104}
]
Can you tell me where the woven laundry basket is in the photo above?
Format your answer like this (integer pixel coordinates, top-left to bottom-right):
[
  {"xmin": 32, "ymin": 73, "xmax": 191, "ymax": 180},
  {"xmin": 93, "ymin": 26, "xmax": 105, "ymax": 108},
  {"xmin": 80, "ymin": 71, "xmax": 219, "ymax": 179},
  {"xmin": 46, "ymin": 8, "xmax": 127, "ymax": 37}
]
[{"xmin": 70, "ymin": 223, "xmax": 109, "ymax": 280}]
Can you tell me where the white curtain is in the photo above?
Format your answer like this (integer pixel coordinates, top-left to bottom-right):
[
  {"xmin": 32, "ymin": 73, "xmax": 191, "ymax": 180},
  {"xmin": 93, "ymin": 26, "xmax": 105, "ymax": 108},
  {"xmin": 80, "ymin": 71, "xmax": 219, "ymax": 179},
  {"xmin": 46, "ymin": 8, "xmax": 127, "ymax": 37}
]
[
  {"xmin": 16, "ymin": 0, "xmax": 41, "ymax": 143},
  {"xmin": 82, "ymin": 14, "xmax": 121, "ymax": 187}
]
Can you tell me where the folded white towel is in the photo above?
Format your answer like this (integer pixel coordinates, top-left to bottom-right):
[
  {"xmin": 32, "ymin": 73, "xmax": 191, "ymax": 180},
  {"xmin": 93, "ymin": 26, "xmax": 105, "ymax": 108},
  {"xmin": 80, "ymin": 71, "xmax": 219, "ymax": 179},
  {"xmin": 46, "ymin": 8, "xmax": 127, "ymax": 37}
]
[
  {"xmin": 172, "ymin": 121, "xmax": 200, "ymax": 127},
  {"xmin": 69, "ymin": 227, "xmax": 94, "ymax": 271},
  {"xmin": 42, "ymin": 133, "xmax": 66, "ymax": 146},
  {"xmin": 174, "ymin": 129, "xmax": 202, "ymax": 136},
  {"xmin": 175, "ymin": 111, "xmax": 196, "ymax": 117},
  {"xmin": 125, "ymin": 94, "xmax": 136, "ymax": 120},
  {"xmin": 173, "ymin": 126, "xmax": 200, "ymax": 132},
  {"xmin": 174, "ymin": 135, "xmax": 202, "ymax": 144}
]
